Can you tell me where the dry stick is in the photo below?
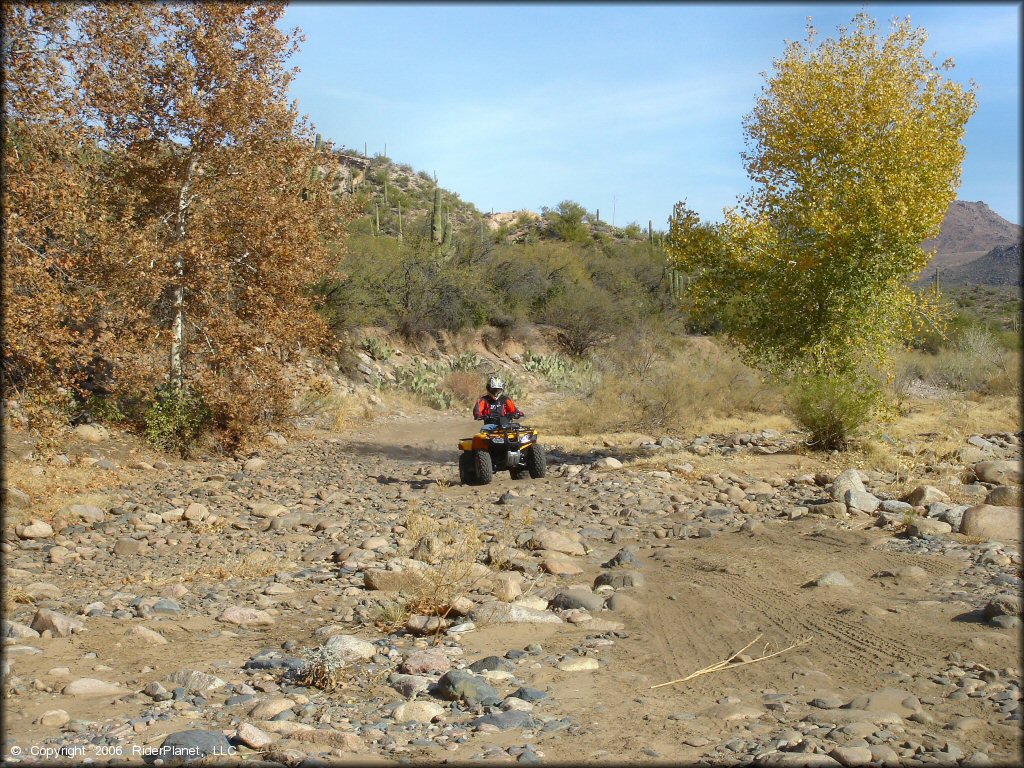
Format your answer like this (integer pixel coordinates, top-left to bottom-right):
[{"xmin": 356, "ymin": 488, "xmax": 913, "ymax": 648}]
[{"xmin": 650, "ymin": 636, "xmax": 812, "ymax": 690}]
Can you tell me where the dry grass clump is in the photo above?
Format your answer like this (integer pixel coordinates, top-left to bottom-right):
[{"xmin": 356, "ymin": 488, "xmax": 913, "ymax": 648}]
[
  {"xmin": 400, "ymin": 509, "xmax": 488, "ymax": 618},
  {"xmin": 294, "ymin": 378, "xmax": 378, "ymax": 431},
  {"xmin": 199, "ymin": 551, "xmax": 282, "ymax": 581},
  {"xmin": 535, "ymin": 335, "xmax": 785, "ymax": 438},
  {"xmin": 896, "ymin": 329, "xmax": 1020, "ymax": 398},
  {"xmin": 2, "ymin": 460, "xmax": 120, "ymax": 527},
  {"xmin": 297, "ymin": 644, "xmax": 357, "ymax": 691},
  {"xmin": 446, "ymin": 370, "xmax": 481, "ymax": 404}
]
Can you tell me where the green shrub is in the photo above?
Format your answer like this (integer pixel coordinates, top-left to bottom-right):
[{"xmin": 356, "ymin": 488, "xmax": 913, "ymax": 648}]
[
  {"xmin": 788, "ymin": 373, "xmax": 879, "ymax": 451},
  {"xmin": 144, "ymin": 386, "xmax": 211, "ymax": 456}
]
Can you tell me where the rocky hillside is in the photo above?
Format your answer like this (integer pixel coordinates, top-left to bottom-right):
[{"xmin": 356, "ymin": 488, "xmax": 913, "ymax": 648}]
[
  {"xmin": 938, "ymin": 243, "xmax": 1022, "ymax": 287},
  {"xmin": 923, "ymin": 201, "xmax": 1022, "ymax": 271}
]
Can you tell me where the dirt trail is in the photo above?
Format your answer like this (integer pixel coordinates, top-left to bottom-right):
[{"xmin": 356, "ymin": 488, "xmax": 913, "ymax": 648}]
[{"xmin": 3, "ymin": 402, "xmax": 1021, "ymax": 765}]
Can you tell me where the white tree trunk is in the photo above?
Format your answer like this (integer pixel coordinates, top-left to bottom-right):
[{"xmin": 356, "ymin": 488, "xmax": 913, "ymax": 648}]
[{"xmin": 170, "ymin": 157, "xmax": 199, "ymax": 390}]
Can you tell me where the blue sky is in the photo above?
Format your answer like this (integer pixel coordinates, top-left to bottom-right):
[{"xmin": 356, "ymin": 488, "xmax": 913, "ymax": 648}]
[{"xmin": 282, "ymin": 2, "xmax": 1021, "ymax": 228}]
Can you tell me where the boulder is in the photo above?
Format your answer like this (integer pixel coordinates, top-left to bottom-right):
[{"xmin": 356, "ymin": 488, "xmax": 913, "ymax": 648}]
[
  {"xmin": 66, "ymin": 504, "xmax": 105, "ymax": 524},
  {"xmin": 974, "ymin": 461, "xmax": 1022, "ymax": 486},
  {"xmin": 592, "ymin": 457, "xmax": 623, "ymax": 469},
  {"xmin": 73, "ymin": 423, "xmax": 109, "ymax": 443},
  {"xmin": 907, "ymin": 518, "xmax": 953, "ymax": 537},
  {"xmin": 904, "ymin": 486, "xmax": 949, "ymax": 506},
  {"xmin": 217, "ymin": 606, "xmax": 275, "ymax": 626},
  {"xmin": 845, "ymin": 490, "xmax": 880, "ymax": 514},
  {"xmin": 985, "ymin": 486, "xmax": 1022, "ymax": 507},
  {"xmin": 471, "ymin": 601, "xmax": 562, "ymax": 625},
  {"xmin": 393, "ymin": 701, "xmax": 445, "ymax": 723},
  {"xmin": 17, "ymin": 519, "xmax": 53, "ymax": 540},
  {"xmin": 830, "ymin": 469, "xmax": 866, "ymax": 502},
  {"xmin": 529, "ymin": 527, "xmax": 585, "ymax": 556},
  {"xmin": 323, "ymin": 634, "xmax": 376, "ymax": 663},
  {"xmin": 62, "ymin": 678, "xmax": 125, "ymax": 696},
  {"xmin": 959, "ymin": 505, "xmax": 1020, "ymax": 542},
  {"xmin": 31, "ymin": 608, "xmax": 85, "ymax": 637}
]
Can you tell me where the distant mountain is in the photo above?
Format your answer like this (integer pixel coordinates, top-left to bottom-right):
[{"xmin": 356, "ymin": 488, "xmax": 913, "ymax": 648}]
[
  {"xmin": 922, "ymin": 200, "xmax": 1022, "ymax": 270},
  {"xmin": 937, "ymin": 243, "xmax": 1021, "ymax": 287}
]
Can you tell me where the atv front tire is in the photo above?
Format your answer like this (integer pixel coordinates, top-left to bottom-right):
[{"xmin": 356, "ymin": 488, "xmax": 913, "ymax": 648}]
[
  {"xmin": 526, "ymin": 444, "xmax": 546, "ymax": 479},
  {"xmin": 459, "ymin": 452, "xmax": 475, "ymax": 485},
  {"xmin": 474, "ymin": 450, "xmax": 494, "ymax": 485}
]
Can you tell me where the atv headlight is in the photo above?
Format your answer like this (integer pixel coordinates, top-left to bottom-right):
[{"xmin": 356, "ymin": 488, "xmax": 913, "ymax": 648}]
[
  {"xmin": 520, "ymin": 434, "xmax": 532, "ymax": 444},
  {"xmin": 491, "ymin": 437, "xmax": 504, "ymax": 444}
]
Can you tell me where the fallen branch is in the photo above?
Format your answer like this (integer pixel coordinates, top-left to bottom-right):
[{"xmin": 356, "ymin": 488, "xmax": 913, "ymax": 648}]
[{"xmin": 650, "ymin": 635, "xmax": 812, "ymax": 689}]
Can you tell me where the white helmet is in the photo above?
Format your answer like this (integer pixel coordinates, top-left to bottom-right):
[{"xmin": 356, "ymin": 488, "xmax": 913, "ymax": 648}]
[{"xmin": 487, "ymin": 375, "xmax": 504, "ymax": 397}]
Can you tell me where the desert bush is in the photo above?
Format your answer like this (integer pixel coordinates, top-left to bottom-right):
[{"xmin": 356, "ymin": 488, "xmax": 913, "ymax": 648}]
[
  {"xmin": 919, "ymin": 326, "xmax": 1017, "ymax": 395},
  {"xmin": 400, "ymin": 510, "xmax": 487, "ymax": 618},
  {"xmin": 144, "ymin": 385, "xmax": 211, "ymax": 456},
  {"xmin": 788, "ymin": 373, "xmax": 879, "ymax": 450},
  {"xmin": 297, "ymin": 644, "xmax": 352, "ymax": 691},
  {"xmin": 543, "ymin": 286, "xmax": 626, "ymax": 357},
  {"xmin": 523, "ymin": 351, "xmax": 593, "ymax": 391},
  {"xmin": 447, "ymin": 370, "xmax": 480, "ymax": 404}
]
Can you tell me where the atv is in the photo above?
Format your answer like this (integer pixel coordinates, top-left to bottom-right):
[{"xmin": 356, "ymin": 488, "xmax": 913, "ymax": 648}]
[{"xmin": 458, "ymin": 414, "xmax": 546, "ymax": 485}]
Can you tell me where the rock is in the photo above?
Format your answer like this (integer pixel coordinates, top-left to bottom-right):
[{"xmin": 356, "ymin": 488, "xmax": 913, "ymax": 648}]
[
  {"xmin": 811, "ymin": 572, "xmax": 853, "ymax": 588},
  {"xmin": 157, "ymin": 730, "xmax": 232, "ymax": 761},
  {"xmin": 405, "ymin": 614, "xmax": 447, "ymax": 635},
  {"xmin": 435, "ymin": 669, "xmax": 502, "ymax": 706},
  {"xmin": 529, "ymin": 527, "xmax": 585, "ymax": 555},
  {"xmin": 603, "ymin": 548, "xmax": 640, "ymax": 568},
  {"xmin": 904, "ymin": 486, "xmax": 950, "ymax": 506},
  {"xmin": 400, "ymin": 649, "xmax": 451, "ymax": 676},
  {"xmin": 217, "ymin": 606, "xmax": 275, "ymax": 626},
  {"xmin": 907, "ymin": 518, "xmax": 952, "ymax": 537},
  {"xmin": 472, "ymin": 711, "xmax": 537, "ymax": 730},
  {"xmin": 594, "ymin": 570, "xmax": 645, "ymax": 589},
  {"xmin": 39, "ymin": 709, "xmax": 70, "ymax": 727},
  {"xmin": 113, "ymin": 538, "xmax": 143, "ymax": 556},
  {"xmin": 236, "ymin": 723, "xmax": 274, "ymax": 749},
  {"xmin": 131, "ymin": 625, "xmax": 168, "ymax": 645},
  {"xmin": 17, "ymin": 519, "xmax": 54, "ymax": 539},
  {"xmin": 541, "ymin": 552, "xmax": 584, "ymax": 575},
  {"xmin": 363, "ymin": 569, "xmax": 427, "ymax": 593},
  {"xmin": 66, "ymin": 504, "xmax": 105, "ymax": 524},
  {"xmin": 879, "ymin": 500, "xmax": 913, "ymax": 514},
  {"xmin": 811, "ymin": 501, "xmax": 848, "ymax": 518},
  {"xmin": 24, "ymin": 582, "xmax": 61, "ymax": 600},
  {"xmin": 73, "ymin": 423, "xmax": 109, "ymax": 443},
  {"xmin": 472, "ymin": 601, "xmax": 562, "ymax": 625},
  {"xmin": 985, "ymin": 486, "xmax": 1022, "ymax": 506},
  {"xmin": 5, "ymin": 486, "xmax": 31, "ymax": 509},
  {"xmin": 491, "ymin": 572, "xmax": 523, "ymax": 601},
  {"xmin": 557, "ymin": 657, "xmax": 599, "ymax": 672},
  {"xmin": 167, "ymin": 669, "xmax": 226, "ymax": 693},
  {"xmin": 755, "ymin": 754, "xmax": 842, "ymax": 767},
  {"xmin": 251, "ymin": 502, "xmax": 287, "ymax": 518},
  {"xmin": 831, "ymin": 469, "xmax": 866, "ymax": 502},
  {"xmin": 960, "ymin": 505, "xmax": 1020, "ymax": 542},
  {"xmin": 974, "ymin": 461, "xmax": 1022, "ymax": 485},
  {"xmin": 243, "ymin": 457, "xmax": 267, "ymax": 472},
  {"xmin": 183, "ymin": 502, "xmax": 208, "ymax": 521},
  {"xmin": 983, "ymin": 593, "xmax": 1022, "ymax": 619},
  {"xmin": 62, "ymin": 678, "xmax": 125, "ymax": 696},
  {"xmin": 323, "ymin": 634, "xmax": 376, "ymax": 662},
  {"xmin": 390, "ymin": 674, "xmax": 433, "ymax": 699},
  {"xmin": 828, "ymin": 746, "xmax": 874, "ymax": 766},
  {"xmin": 592, "ymin": 457, "xmax": 623, "ymax": 469},
  {"xmin": 847, "ymin": 688, "xmax": 921, "ymax": 715},
  {"xmin": 393, "ymin": 701, "xmax": 444, "ymax": 723},
  {"xmin": 550, "ymin": 589, "xmax": 605, "ymax": 612},
  {"xmin": 3, "ymin": 620, "xmax": 40, "ymax": 639},
  {"xmin": 844, "ymin": 490, "xmax": 880, "ymax": 514},
  {"xmin": 249, "ymin": 697, "xmax": 295, "ymax": 720},
  {"xmin": 31, "ymin": 608, "xmax": 84, "ymax": 637}
]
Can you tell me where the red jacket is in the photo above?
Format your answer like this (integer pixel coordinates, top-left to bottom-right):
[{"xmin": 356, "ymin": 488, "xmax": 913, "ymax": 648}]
[{"xmin": 474, "ymin": 395, "xmax": 518, "ymax": 420}]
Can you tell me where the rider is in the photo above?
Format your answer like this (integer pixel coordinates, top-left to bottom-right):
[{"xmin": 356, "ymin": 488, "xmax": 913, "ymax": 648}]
[{"xmin": 473, "ymin": 375, "xmax": 523, "ymax": 428}]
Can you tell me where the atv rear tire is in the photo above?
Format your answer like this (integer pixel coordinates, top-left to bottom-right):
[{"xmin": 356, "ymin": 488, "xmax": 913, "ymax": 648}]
[
  {"xmin": 459, "ymin": 452, "xmax": 475, "ymax": 485},
  {"xmin": 474, "ymin": 450, "xmax": 494, "ymax": 485},
  {"xmin": 526, "ymin": 444, "xmax": 546, "ymax": 479}
]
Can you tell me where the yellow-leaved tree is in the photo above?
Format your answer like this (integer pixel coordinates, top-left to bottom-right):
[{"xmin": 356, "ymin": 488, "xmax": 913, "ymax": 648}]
[{"xmin": 668, "ymin": 13, "xmax": 977, "ymax": 447}]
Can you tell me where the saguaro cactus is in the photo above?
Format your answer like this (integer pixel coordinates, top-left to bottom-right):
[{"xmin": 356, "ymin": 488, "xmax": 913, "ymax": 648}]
[{"xmin": 430, "ymin": 186, "xmax": 444, "ymax": 245}]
